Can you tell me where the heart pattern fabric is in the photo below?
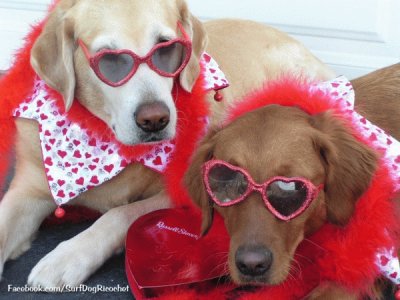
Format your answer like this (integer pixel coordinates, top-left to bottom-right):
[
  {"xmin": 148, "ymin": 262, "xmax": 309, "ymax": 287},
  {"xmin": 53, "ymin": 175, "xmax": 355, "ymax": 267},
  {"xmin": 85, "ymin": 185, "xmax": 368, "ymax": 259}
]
[
  {"xmin": 202, "ymin": 53, "xmax": 229, "ymax": 91},
  {"xmin": 12, "ymin": 52, "xmax": 229, "ymax": 206}
]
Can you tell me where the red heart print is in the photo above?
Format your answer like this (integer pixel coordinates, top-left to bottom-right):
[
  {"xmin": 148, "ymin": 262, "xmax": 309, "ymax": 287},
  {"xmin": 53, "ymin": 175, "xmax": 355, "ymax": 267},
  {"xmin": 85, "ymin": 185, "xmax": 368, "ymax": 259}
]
[
  {"xmin": 44, "ymin": 157, "xmax": 53, "ymax": 166},
  {"xmin": 40, "ymin": 113, "xmax": 48, "ymax": 120},
  {"xmin": 69, "ymin": 192, "xmax": 76, "ymax": 198},
  {"xmin": 90, "ymin": 176, "xmax": 99, "ymax": 184},
  {"xmin": 73, "ymin": 140, "xmax": 81, "ymax": 146},
  {"xmin": 49, "ymin": 138, "xmax": 56, "ymax": 145},
  {"xmin": 93, "ymin": 158, "xmax": 100, "ymax": 163},
  {"xmin": 44, "ymin": 130, "xmax": 51, "ymax": 136},
  {"xmin": 120, "ymin": 160, "xmax": 128, "ymax": 168},
  {"xmin": 164, "ymin": 146, "xmax": 173, "ymax": 154},
  {"xmin": 108, "ymin": 149, "xmax": 114, "ymax": 155},
  {"xmin": 57, "ymin": 179, "xmax": 66, "ymax": 186},
  {"xmin": 89, "ymin": 139, "xmax": 97, "ymax": 147},
  {"xmin": 57, "ymin": 150, "xmax": 67, "ymax": 159},
  {"xmin": 45, "ymin": 144, "xmax": 51, "ymax": 151},
  {"xmin": 57, "ymin": 190, "xmax": 66, "ymax": 198},
  {"xmin": 203, "ymin": 53, "xmax": 211, "ymax": 63},
  {"xmin": 380, "ymin": 255, "xmax": 389, "ymax": 266},
  {"xmin": 73, "ymin": 150, "xmax": 82, "ymax": 158},
  {"xmin": 152, "ymin": 156, "xmax": 162, "ymax": 166},
  {"xmin": 72, "ymin": 168, "xmax": 79, "ymax": 174},
  {"xmin": 369, "ymin": 133, "xmax": 377, "ymax": 142},
  {"xmin": 78, "ymin": 162, "xmax": 84, "ymax": 167},
  {"xmin": 65, "ymin": 162, "xmax": 71, "ymax": 167},
  {"xmin": 101, "ymin": 145, "xmax": 108, "ymax": 151},
  {"xmin": 89, "ymin": 165, "xmax": 96, "ymax": 171},
  {"xmin": 85, "ymin": 153, "xmax": 92, "ymax": 159},
  {"xmin": 75, "ymin": 177, "xmax": 84, "ymax": 185},
  {"xmin": 395, "ymin": 156, "xmax": 400, "ymax": 164},
  {"xmin": 331, "ymin": 83, "xmax": 339, "ymax": 88},
  {"xmin": 104, "ymin": 164, "xmax": 114, "ymax": 173},
  {"xmin": 56, "ymin": 120, "xmax": 66, "ymax": 127},
  {"xmin": 390, "ymin": 272, "xmax": 398, "ymax": 279},
  {"xmin": 37, "ymin": 100, "xmax": 44, "ymax": 107},
  {"xmin": 62, "ymin": 128, "xmax": 67, "ymax": 135},
  {"xmin": 209, "ymin": 68, "xmax": 216, "ymax": 73}
]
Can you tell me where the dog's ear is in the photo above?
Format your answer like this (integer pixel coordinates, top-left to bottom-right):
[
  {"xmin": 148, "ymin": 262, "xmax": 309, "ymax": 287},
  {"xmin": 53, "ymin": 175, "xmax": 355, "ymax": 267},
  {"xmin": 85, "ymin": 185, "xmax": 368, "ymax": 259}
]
[
  {"xmin": 177, "ymin": 0, "xmax": 208, "ymax": 92},
  {"xmin": 184, "ymin": 129, "xmax": 218, "ymax": 235},
  {"xmin": 311, "ymin": 111, "xmax": 378, "ymax": 225},
  {"xmin": 31, "ymin": 0, "xmax": 77, "ymax": 111}
]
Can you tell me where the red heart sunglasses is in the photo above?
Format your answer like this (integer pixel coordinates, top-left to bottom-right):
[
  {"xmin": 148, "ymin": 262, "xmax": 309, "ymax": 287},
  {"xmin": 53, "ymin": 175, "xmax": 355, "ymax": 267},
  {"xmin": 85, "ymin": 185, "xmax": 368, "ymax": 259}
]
[
  {"xmin": 202, "ymin": 159, "xmax": 324, "ymax": 221},
  {"xmin": 78, "ymin": 22, "xmax": 192, "ymax": 87}
]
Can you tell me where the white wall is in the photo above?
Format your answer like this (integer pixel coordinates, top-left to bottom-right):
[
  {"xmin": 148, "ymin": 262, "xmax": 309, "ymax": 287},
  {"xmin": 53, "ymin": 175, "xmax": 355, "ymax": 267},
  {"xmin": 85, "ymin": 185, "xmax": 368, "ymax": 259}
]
[
  {"xmin": 187, "ymin": 0, "xmax": 400, "ymax": 79},
  {"xmin": 0, "ymin": 0, "xmax": 399, "ymax": 79}
]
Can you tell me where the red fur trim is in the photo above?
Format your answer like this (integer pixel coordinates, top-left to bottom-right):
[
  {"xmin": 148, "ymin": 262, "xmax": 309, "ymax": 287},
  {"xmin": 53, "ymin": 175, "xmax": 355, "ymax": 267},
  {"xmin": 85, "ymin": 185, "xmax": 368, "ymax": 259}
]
[
  {"xmin": 164, "ymin": 77, "xmax": 400, "ymax": 298},
  {"xmin": 164, "ymin": 76, "xmax": 209, "ymax": 210}
]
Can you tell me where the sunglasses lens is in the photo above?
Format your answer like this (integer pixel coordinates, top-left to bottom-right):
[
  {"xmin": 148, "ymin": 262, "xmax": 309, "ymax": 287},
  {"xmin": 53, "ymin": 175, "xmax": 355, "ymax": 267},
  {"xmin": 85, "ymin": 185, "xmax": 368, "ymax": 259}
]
[
  {"xmin": 266, "ymin": 180, "xmax": 308, "ymax": 217},
  {"xmin": 98, "ymin": 53, "xmax": 135, "ymax": 84},
  {"xmin": 151, "ymin": 42, "xmax": 187, "ymax": 75},
  {"xmin": 207, "ymin": 164, "xmax": 248, "ymax": 205}
]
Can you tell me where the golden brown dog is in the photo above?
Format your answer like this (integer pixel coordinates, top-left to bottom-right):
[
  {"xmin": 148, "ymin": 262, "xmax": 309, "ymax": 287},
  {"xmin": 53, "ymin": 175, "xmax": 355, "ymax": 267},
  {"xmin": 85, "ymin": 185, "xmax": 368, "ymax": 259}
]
[
  {"xmin": 0, "ymin": 0, "xmax": 333, "ymax": 288},
  {"xmin": 185, "ymin": 64, "xmax": 400, "ymax": 299}
]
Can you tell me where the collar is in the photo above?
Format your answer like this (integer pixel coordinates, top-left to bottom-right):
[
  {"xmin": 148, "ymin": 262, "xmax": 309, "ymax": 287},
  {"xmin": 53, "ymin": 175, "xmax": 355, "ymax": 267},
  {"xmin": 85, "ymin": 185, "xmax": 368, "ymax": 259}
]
[{"xmin": 12, "ymin": 52, "xmax": 228, "ymax": 207}]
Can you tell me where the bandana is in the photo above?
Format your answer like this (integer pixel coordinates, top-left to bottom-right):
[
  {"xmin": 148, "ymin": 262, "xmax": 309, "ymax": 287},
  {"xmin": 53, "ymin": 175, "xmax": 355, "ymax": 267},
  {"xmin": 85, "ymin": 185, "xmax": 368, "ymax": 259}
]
[{"xmin": 11, "ymin": 53, "xmax": 228, "ymax": 206}]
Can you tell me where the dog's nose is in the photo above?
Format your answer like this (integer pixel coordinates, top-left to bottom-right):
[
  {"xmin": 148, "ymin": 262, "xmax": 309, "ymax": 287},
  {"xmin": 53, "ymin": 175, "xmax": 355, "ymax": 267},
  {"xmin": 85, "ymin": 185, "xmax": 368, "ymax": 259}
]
[
  {"xmin": 235, "ymin": 245, "xmax": 273, "ymax": 277},
  {"xmin": 135, "ymin": 102, "xmax": 170, "ymax": 133}
]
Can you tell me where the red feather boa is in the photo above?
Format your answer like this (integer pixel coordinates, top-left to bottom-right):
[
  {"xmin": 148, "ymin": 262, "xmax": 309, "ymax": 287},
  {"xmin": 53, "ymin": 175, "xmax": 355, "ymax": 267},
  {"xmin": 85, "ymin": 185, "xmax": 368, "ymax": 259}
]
[{"xmin": 165, "ymin": 78, "xmax": 400, "ymax": 299}]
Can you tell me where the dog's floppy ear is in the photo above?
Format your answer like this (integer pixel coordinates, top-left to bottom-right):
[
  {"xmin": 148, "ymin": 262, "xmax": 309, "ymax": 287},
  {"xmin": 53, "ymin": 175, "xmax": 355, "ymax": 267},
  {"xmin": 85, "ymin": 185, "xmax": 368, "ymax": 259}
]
[
  {"xmin": 177, "ymin": 0, "xmax": 208, "ymax": 92},
  {"xmin": 184, "ymin": 129, "xmax": 218, "ymax": 235},
  {"xmin": 311, "ymin": 111, "xmax": 378, "ymax": 225},
  {"xmin": 31, "ymin": 0, "xmax": 77, "ymax": 111}
]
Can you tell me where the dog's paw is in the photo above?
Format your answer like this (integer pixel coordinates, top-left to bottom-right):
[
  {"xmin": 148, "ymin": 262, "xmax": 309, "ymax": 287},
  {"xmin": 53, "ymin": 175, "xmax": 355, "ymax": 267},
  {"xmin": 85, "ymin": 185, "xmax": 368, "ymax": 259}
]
[{"xmin": 27, "ymin": 240, "xmax": 99, "ymax": 288}]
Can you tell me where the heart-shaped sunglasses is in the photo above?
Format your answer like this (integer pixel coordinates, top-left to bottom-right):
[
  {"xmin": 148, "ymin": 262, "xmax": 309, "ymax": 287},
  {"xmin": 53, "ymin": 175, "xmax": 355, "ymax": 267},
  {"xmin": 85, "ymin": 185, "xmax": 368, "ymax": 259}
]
[
  {"xmin": 78, "ymin": 22, "xmax": 192, "ymax": 87},
  {"xmin": 202, "ymin": 160, "xmax": 324, "ymax": 221}
]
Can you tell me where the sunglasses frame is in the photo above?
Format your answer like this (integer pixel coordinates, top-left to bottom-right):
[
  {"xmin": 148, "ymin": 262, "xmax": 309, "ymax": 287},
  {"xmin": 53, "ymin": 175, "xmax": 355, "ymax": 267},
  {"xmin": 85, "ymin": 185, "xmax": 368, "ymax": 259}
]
[
  {"xmin": 202, "ymin": 159, "xmax": 324, "ymax": 221},
  {"xmin": 78, "ymin": 22, "xmax": 192, "ymax": 87}
]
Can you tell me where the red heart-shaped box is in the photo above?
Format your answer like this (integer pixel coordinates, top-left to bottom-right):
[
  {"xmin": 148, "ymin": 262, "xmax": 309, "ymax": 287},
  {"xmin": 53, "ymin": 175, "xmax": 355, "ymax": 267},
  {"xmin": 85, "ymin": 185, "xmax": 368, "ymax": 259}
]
[{"xmin": 125, "ymin": 208, "xmax": 229, "ymax": 299}]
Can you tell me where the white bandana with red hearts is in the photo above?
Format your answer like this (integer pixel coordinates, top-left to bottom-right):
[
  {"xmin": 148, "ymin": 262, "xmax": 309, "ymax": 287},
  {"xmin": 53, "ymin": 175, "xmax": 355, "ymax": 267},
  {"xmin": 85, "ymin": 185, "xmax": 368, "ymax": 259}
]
[
  {"xmin": 314, "ymin": 76, "xmax": 400, "ymax": 285},
  {"xmin": 12, "ymin": 52, "xmax": 228, "ymax": 206}
]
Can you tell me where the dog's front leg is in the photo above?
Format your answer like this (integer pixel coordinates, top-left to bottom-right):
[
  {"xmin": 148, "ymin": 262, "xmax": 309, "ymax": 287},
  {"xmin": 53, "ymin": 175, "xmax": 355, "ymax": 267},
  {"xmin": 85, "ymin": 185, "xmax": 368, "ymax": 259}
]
[
  {"xmin": 27, "ymin": 191, "xmax": 171, "ymax": 288},
  {"xmin": 0, "ymin": 189, "xmax": 55, "ymax": 279}
]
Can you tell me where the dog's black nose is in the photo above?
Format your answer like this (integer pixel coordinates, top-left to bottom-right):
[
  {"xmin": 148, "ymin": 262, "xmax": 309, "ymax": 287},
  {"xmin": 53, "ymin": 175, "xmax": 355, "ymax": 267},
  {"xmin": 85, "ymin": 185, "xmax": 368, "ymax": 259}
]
[
  {"xmin": 135, "ymin": 102, "xmax": 170, "ymax": 133},
  {"xmin": 235, "ymin": 245, "xmax": 273, "ymax": 277}
]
